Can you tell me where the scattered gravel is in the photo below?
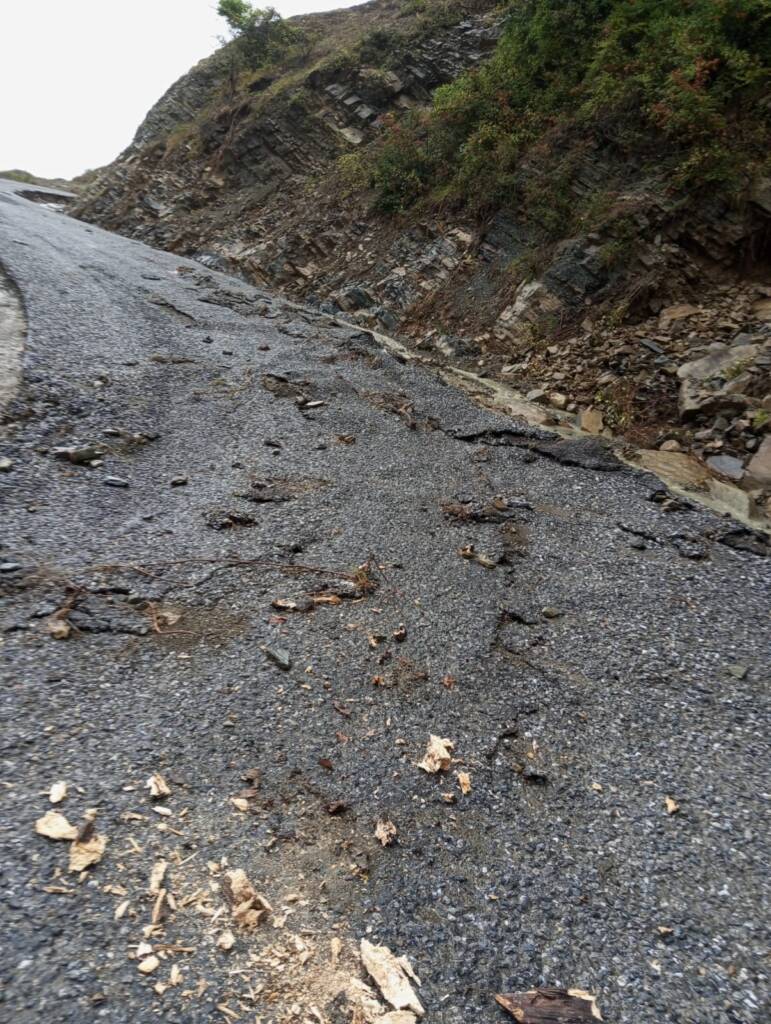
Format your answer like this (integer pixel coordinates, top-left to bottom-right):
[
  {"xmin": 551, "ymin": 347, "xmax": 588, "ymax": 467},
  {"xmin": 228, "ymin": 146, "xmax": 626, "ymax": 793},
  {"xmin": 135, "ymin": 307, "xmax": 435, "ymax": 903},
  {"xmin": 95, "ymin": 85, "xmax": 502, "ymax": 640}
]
[{"xmin": 0, "ymin": 179, "xmax": 769, "ymax": 1024}]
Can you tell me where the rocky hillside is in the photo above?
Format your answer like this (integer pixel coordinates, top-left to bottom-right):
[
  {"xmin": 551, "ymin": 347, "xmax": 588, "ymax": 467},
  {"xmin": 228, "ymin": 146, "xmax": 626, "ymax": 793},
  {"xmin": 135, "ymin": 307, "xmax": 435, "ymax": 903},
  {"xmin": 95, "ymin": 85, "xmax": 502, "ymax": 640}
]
[{"xmin": 74, "ymin": 0, "xmax": 771, "ymax": 513}]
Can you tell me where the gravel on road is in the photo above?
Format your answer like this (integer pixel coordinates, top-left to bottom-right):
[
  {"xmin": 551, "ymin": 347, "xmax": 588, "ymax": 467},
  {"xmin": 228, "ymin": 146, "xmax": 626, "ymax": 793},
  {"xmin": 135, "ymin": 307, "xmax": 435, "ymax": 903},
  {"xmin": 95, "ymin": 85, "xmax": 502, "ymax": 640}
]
[{"xmin": 1, "ymin": 179, "xmax": 769, "ymax": 1024}]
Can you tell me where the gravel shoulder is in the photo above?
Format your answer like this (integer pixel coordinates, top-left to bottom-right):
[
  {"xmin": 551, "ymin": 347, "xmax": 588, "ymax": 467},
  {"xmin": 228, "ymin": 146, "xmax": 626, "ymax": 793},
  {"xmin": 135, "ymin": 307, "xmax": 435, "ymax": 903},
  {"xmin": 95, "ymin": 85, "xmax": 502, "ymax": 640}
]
[{"xmin": 1, "ymin": 179, "xmax": 769, "ymax": 1024}]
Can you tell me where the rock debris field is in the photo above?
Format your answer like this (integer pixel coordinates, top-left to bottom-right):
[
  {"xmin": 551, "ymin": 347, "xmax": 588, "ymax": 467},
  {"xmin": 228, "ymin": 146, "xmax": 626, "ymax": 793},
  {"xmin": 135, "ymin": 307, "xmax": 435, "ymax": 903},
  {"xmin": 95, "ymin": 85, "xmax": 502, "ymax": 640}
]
[{"xmin": 0, "ymin": 180, "xmax": 769, "ymax": 1024}]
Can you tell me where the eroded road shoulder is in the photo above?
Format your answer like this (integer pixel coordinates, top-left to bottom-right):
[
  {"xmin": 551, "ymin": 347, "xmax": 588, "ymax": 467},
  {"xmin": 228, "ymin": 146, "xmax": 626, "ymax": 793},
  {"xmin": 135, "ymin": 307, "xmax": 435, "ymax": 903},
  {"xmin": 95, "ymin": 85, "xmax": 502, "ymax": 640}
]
[{"xmin": 0, "ymin": 262, "xmax": 26, "ymax": 425}]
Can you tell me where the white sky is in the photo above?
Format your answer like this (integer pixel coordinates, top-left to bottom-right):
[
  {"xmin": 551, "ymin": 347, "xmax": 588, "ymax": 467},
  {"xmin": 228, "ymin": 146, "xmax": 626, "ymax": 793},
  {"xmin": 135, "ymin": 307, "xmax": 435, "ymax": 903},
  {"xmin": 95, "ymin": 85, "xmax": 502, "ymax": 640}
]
[{"xmin": 0, "ymin": 0, "xmax": 360, "ymax": 180}]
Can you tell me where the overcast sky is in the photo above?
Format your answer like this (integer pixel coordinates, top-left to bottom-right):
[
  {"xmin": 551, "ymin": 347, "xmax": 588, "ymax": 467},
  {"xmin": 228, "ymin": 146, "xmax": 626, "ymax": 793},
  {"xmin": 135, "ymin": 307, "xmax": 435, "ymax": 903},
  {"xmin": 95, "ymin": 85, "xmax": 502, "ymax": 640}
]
[{"xmin": 0, "ymin": 1, "xmax": 360, "ymax": 180}]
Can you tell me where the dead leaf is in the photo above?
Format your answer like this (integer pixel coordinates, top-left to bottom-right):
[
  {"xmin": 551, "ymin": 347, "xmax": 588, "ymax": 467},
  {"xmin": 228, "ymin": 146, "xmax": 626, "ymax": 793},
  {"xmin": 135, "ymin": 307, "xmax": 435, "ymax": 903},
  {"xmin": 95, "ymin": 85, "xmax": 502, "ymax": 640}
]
[
  {"xmin": 360, "ymin": 939, "xmax": 424, "ymax": 1016},
  {"xmin": 495, "ymin": 987, "xmax": 602, "ymax": 1021},
  {"xmin": 456, "ymin": 771, "xmax": 471, "ymax": 795},
  {"xmin": 46, "ymin": 614, "xmax": 71, "ymax": 640},
  {"xmin": 156, "ymin": 609, "xmax": 181, "ymax": 628},
  {"xmin": 441, "ymin": 675, "xmax": 456, "ymax": 690},
  {"xmin": 222, "ymin": 869, "xmax": 272, "ymax": 930},
  {"xmin": 49, "ymin": 781, "xmax": 68, "ymax": 804},
  {"xmin": 375, "ymin": 819, "xmax": 397, "ymax": 847},
  {"xmin": 35, "ymin": 811, "xmax": 78, "ymax": 841},
  {"xmin": 216, "ymin": 929, "xmax": 236, "ymax": 952},
  {"xmin": 417, "ymin": 735, "xmax": 454, "ymax": 773},
  {"xmin": 146, "ymin": 773, "xmax": 171, "ymax": 798},
  {"xmin": 138, "ymin": 955, "xmax": 160, "ymax": 975},
  {"xmin": 318, "ymin": 758, "xmax": 334, "ymax": 771},
  {"xmin": 271, "ymin": 598, "xmax": 310, "ymax": 613},
  {"xmin": 69, "ymin": 833, "xmax": 107, "ymax": 872},
  {"xmin": 230, "ymin": 797, "xmax": 250, "ymax": 813}
]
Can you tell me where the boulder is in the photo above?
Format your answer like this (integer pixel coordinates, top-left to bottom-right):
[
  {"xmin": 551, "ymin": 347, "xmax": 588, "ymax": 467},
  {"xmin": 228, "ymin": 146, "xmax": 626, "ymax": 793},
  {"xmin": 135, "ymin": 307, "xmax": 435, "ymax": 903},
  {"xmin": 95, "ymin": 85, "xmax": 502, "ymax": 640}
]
[
  {"xmin": 746, "ymin": 435, "xmax": 771, "ymax": 487},
  {"xmin": 579, "ymin": 406, "xmax": 604, "ymax": 434},
  {"xmin": 706, "ymin": 454, "xmax": 745, "ymax": 481},
  {"xmin": 677, "ymin": 342, "xmax": 759, "ymax": 418}
]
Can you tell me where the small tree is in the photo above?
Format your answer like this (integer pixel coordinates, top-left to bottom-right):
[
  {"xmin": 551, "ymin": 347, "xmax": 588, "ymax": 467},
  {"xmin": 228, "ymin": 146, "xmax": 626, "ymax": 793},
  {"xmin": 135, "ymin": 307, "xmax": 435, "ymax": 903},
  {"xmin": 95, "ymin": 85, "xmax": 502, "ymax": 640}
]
[{"xmin": 217, "ymin": 1, "xmax": 297, "ymax": 68}]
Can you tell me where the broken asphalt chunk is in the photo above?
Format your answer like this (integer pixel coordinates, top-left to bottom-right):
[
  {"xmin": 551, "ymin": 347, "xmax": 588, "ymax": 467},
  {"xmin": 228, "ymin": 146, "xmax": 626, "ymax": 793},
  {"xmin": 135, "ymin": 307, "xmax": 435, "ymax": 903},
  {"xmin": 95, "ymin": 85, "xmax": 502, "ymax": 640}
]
[
  {"xmin": 495, "ymin": 987, "xmax": 602, "ymax": 1021},
  {"xmin": 262, "ymin": 645, "xmax": 292, "ymax": 670},
  {"xmin": 52, "ymin": 444, "xmax": 105, "ymax": 465}
]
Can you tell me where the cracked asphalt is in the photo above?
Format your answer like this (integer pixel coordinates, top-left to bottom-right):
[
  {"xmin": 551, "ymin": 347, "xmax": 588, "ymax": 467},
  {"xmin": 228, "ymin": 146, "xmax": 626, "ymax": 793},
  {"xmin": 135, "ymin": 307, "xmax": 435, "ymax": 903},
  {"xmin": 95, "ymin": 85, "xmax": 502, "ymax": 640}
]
[{"xmin": 1, "ymin": 178, "xmax": 769, "ymax": 1024}]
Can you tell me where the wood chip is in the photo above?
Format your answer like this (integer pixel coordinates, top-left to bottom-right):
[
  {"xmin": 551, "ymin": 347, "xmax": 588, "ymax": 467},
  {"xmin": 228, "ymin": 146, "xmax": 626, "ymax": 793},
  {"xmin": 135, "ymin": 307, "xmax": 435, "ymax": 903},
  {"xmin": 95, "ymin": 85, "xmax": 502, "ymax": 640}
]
[
  {"xmin": 229, "ymin": 797, "xmax": 249, "ymax": 813},
  {"xmin": 35, "ymin": 811, "xmax": 78, "ymax": 841},
  {"xmin": 149, "ymin": 859, "xmax": 168, "ymax": 895},
  {"xmin": 360, "ymin": 939, "xmax": 424, "ymax": 1016},
  {"xmin": 114, "ymin": 899, "xmax": 130, "ymax": 921},
  {"xmin": 138, "ymin": 955, "xmax": 160, "ymax": 975},
  {"xmin": 69, "ymin": 833, "xmax": 107, "ymax": 872},
  {"xmin": 222, "ymin": 869, "xmax": 272, "ymax": 930},
  {"xmin": 456, "ymin": 771, "xmax": 471, "ymax": 795},
  {"xmin": 146, "ymin": 773, "xmax": 171, "ymax": 798},
  {"xmin": 151, "ymin": 889, "xmax": 166, "ymax": 925},
  {"xmin": 495, "ymin": 987, "xmax": 602, "ymax": 1021},
  {"xmin": 375, "ymin": 818, "xmax": 397, "ymax": 846},
  {"xmin": 665, "ymin": 796, "xmax": 680, "ymax": 815},
  {"xmin": 416, "ymin": 735, "xmax": 454, "ymax": 773},
  {"xmin": 49, "ymin": 781, "xmax": 68, "ymax": 804}
]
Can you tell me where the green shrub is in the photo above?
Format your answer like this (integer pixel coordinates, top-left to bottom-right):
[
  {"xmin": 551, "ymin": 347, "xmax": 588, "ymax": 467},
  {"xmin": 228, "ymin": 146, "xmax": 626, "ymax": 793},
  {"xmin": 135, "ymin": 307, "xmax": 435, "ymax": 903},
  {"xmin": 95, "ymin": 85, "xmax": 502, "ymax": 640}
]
[
  {"xmin": 217, "ymin": 1, "xmax": 302, "ymax": 70},
  {"xmin": 368, "ymin": 0, "xmax": 771, "ymax": 215}
]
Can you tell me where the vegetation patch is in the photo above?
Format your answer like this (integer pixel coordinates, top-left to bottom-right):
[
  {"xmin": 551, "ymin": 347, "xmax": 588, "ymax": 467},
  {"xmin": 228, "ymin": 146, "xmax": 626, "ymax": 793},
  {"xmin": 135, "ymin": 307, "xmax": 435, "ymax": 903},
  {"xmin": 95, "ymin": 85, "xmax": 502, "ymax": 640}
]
[{"xmin": 365, "ymin": 0, "xmax": 771, "ymax": 218}]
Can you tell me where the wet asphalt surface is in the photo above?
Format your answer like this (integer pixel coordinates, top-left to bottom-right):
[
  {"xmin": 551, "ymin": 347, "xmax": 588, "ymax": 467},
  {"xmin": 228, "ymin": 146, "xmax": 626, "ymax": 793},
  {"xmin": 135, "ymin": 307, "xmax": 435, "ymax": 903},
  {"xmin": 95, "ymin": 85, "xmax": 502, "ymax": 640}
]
[{"xmin": 0, "ymin": 178, "xmax": 769, "ymax": 1024}]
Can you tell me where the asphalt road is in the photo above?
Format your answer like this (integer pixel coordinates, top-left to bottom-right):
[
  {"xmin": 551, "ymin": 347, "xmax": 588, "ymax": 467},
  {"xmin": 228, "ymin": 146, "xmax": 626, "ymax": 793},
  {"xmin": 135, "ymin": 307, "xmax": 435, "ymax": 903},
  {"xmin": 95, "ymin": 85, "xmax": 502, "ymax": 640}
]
[{"xmin": 1, "ymin": 178, "xmax": 769, "ymax": 1024}]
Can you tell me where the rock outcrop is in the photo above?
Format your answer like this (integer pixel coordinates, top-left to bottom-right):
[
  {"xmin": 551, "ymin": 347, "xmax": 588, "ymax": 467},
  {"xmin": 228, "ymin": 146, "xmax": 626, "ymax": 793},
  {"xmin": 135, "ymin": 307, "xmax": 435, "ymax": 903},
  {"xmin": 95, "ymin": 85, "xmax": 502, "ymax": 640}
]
[{"xmin": 72, "ymin": 0, "xmax": 771, "ymax": 513}]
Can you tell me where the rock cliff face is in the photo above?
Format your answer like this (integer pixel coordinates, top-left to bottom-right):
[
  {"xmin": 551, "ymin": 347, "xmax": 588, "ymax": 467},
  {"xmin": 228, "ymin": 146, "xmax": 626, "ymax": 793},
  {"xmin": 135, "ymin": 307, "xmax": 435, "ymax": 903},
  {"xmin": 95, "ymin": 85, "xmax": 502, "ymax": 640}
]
[{"xmin": 74, "ymin": 0, "xmax": 771, "ymax": 512}]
